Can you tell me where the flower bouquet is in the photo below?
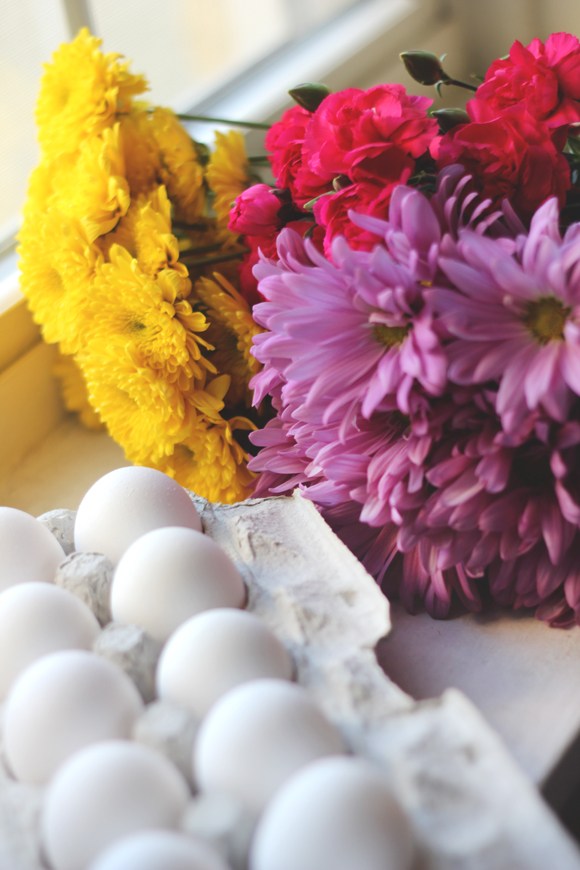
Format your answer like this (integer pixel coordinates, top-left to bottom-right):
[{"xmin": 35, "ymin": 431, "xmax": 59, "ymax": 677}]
[{"xmin": 20, "ymin": 29, "xmax": 580, "ymax": 627}]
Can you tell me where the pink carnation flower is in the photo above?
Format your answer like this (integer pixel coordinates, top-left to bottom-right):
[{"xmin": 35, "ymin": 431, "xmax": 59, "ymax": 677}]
[
  {"xmin": 265, "ymin": 105, "xmax": 329, "ymax": 207},
  {"xmin": 469, "ymin": 32, "xmax": 580, "ymax": 130},
  {"xmin": 303, "ymin": 85, "xmax": 437, "ymax": 179},
  {"xmin": 431, "ymin": 107, "xmax": 571, "ymax": 221},
  {"xmin": 229, "ymin": 184, "xmax": 283, "ymax": 236}
]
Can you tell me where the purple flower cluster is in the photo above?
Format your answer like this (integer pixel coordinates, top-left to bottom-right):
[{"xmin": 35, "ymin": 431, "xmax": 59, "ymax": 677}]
[{"xmin": 248, "ymin": 166, "xmax": 580, "ymax": 627}]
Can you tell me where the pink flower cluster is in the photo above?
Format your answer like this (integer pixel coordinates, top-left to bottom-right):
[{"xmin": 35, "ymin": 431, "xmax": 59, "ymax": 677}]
[
  {"xmin": 230, "ymin": 33, "xmax": 580, "ymax": 301},
  {"xmin": 229, "ymin": 32, "xmax": 580, "ymax": 627},
  {"xmin": 431, "ymin": 32, "xmax": 580, "ymax": 219},
  {"xmin": 229, "ymin": 84, "xmax": 438, "ymax": 297}
]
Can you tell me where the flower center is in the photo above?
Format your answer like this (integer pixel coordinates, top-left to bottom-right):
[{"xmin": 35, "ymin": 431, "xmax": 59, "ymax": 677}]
[
  {"xmin": 373, "ymin": 323, "xmax": 409, "ymax": 348},
  {"xmin": 523, "ymin": 296, "xmax": 570, "ymax": 344}
]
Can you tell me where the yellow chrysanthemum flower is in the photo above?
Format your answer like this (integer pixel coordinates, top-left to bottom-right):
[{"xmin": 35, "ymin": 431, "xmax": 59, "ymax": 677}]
[
  {"xmin": 194, "ymin": 273, "xmax": 262, "ymax": 407},
  {"xmin": 149, "ymin": 108, "xmax": 206, "ymax": 224},
  {"xmin": 96, "ymin": 208, "xmax": 137, "ymax": 262},
  {"xmin": 98, "ymin": 186, "xmax": 174, "ymax": 273},
  {"xmin": 35, "ymin": 27, "xmax": 147, "ymax": 161},
  {"xmin": 23, "ymin": 29, "xmax": 264, "ymax": 502},
  {"xmin": 123, "ymin": 186, "xmax": 189, "ymax": 279},
  {"xmin": 21, "ymin": 161, "xmax": 56, "ymax": 218},
  {"xmin": 206, "ymin": 130, "xmax": 251, "ymax": 232},
  {"xmin": 88, "ymin": 245, "xmax": 213, "ymax": 389},
  {"xmin": 155, "ymin": 415, "xmax": 256, "ymax": 503},
  {"xmin": 53, "ymin": 353, "xmax": 104, "ymax": 430},
  {"xmin": 51, "ymin": 125, "xmax": 130, "ymax": 243},
  {"xmin": 77, "ymin": 337, "xmax": 196, "ymax": 464},
  {"xmin": 185, "ymin": 372, "xmax": 233, "ymax": 423},
  {"xmin": 119, "ymin": 105, "xmax": 162, "ymax": 197},
  {"xmin": 18, "ymin": 211, "xmax": 101, "ymax": 354}
]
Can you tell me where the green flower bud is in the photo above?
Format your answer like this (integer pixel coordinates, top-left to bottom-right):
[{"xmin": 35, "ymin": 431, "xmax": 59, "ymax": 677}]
[
  {"xmin": 288, "ymin": 82, "xmax": 331, "ymax": 112},
  {"xmin": 431, "ymin": 108, "xmax": 470, "ymax": 133},
  {"xmin": 399, "ymin": 50, "xmax": 447, "ymax": 86},
  {"xmin": 332, "ymin": 175, "xmax": 351, "ymax": 191}
]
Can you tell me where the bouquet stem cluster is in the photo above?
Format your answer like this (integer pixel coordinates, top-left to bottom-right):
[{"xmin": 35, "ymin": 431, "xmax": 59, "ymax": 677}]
[{"xmin": 20, "ymin": 28, "xmax": 580, "ymax": 627}]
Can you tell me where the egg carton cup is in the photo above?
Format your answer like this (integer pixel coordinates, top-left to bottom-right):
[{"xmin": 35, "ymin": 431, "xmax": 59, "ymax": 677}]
[{"xmin": 1, "ymin": 490, "xmax": 579, "ymax": 869}]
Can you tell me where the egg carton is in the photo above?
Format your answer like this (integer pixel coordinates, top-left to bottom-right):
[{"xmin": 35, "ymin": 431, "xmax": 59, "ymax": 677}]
[{"xmin": 1, "ymin": 490, "xmax": 579, "ymax": 869}]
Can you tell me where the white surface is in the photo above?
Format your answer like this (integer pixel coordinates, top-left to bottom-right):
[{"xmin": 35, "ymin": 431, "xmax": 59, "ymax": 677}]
[{"xmin": 378, "ymin": 603, "xmax": 580, "ymax": 787}]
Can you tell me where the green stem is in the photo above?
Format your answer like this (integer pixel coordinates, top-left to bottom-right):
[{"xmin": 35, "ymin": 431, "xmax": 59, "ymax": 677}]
[
  {"xmin": 441, "ymin": 76, "xmax": 478, "ymax": 93},
  {"xmin": 179, "ymin": 242, "xmax": 224, "ymax": 256},
  {"xmin": 173, "ymin": 220, "xmax": 210, "ymax": 231},
  {"xmin": 181, "ymin": 248, "xmax": 250, "ymax": 268},
  {"xmin": 177, "ymin": 113, "xmax": 270, "ymax": 130}
]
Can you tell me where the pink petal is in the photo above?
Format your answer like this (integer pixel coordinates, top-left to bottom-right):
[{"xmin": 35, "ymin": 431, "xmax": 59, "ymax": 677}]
[
  {"xmin": 523, "ymin": 342, "xmax": 561, "ymax": 409},
  {"xmin": 560, "ymin": 339, "xmax": 580, "ymax": 395}
]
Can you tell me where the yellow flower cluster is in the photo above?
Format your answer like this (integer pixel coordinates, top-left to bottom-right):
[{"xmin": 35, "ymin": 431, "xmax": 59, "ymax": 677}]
[{"xmin": 19, "ymin": 29, "xmax": 261, "ymax": 503}]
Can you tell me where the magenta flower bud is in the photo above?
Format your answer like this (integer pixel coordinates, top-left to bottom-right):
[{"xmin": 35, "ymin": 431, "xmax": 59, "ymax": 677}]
[{"xmin": 228, "ymin": 184, "xmax": 283, "ymax": 236}]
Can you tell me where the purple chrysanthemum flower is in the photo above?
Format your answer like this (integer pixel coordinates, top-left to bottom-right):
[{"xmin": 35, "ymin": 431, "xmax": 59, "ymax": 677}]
[
  {"xmin": 333, "ymin": 392, "xmax": 580, "ymax": 625},
  {"xmin": 352, "ymin": 163, "xmax": 523, "ymax": 276},
  {"xmin": 251, "ymin": 205, "xmax": 447, "ymax": 428},
  {"xmin": 249, "ymin": 167, "xmax": 580, "ymax": 627},
  {"xmin": 434, "ymin": 197, "xmax": 580, "ymax": 436}
]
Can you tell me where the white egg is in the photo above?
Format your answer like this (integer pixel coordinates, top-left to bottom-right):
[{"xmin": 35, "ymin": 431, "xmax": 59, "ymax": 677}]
[
  {"xmin": 0, "ymin": 582, "xmax": 100, "ymax": 698},
  {"xmin": 3, "ymin": 649, "xmax": 143, "ymax": 784},
  {"xmin": 88, "ymin": 829, "xmax": 230, "ymax": 870},
  {"xmin": 111, "ymin": 527, "xmax": 246, "ymax": 643},
  {"xmin": 157, "ymin": 609, "xmax": 294, "ymax": 717},
  {"xmin": 194, "ymin": 679, "xmax": 346, "ymax": 813},
  {"xmin": 0, "ymin": 506, "xmax": 65, "ymax": 590},
  {"xmin": 42, "ymin": 740, "xmax": 190, "ymax": 870},
  {"xmin": 74, "ymin": 466, "xmax": 202, "ymax": 564},
  {"xmin": 250, "ymin": 756, "xmax": 415, "ymax": 870}
]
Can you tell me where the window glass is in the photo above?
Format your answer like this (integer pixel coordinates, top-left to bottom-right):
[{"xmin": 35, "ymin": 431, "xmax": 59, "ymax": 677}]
[
  {"xmin": 0, "ymin": 0, "xmax": 363, "ymax": 248},
  {"xmin": 0, "ymin": 1, "xmax": 69, "ymax": 242},
  {"xmin": 90, "ymin": 0, "xmax": 292, "ymax": 109}
]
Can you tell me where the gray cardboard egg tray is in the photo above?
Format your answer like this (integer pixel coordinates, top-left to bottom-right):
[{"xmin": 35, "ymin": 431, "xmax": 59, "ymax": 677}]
[{"xmin": 1, "ymin": 491, "xmax": 579, "ymax": 869}]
